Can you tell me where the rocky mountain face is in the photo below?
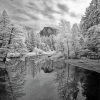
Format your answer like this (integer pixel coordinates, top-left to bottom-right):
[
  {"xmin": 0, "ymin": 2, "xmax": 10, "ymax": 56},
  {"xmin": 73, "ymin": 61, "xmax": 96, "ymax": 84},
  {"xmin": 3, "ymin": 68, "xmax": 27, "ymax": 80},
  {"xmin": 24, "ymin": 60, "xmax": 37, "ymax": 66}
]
[{"xmin": 39, "ymin": 27, "xmax": 58, "ymax": 37}]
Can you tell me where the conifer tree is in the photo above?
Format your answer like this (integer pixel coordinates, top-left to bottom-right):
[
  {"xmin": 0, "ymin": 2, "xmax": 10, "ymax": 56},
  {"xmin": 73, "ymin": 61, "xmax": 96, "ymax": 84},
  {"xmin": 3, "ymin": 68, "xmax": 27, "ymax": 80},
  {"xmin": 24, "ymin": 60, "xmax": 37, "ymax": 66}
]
[
  {"xmin": 0, "ymin": 10, "xmax": 26, "ymax": 100},
  {"xmin": 0, "ymin": 10, "xmax": 10, "ymax": 26},
  {"xmin": 80, "ymin": 0, "xmax": 100, "ymax": 36}
]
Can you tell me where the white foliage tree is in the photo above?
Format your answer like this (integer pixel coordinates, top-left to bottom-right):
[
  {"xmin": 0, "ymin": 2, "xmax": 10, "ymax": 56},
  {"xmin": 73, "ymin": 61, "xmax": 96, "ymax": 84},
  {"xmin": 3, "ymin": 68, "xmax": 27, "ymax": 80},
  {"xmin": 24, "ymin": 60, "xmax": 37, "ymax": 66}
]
[
  {"xmin": 41, "ymin": 35, "xmax": 55, "ymax": 51},
  {"xmin": 8, "ymin": 24, "xmax": 27, "ymax": 54},
  {"xmin": 25, "ymin": 30, "xmax": 38, "ymax": 52},
  {"xmin": 55, "ymin": 20, "xmax": 72, "ymax": 58},
  {"xmin": 71, "ymin": 23, "xmax": 82, "ymax": 58}
]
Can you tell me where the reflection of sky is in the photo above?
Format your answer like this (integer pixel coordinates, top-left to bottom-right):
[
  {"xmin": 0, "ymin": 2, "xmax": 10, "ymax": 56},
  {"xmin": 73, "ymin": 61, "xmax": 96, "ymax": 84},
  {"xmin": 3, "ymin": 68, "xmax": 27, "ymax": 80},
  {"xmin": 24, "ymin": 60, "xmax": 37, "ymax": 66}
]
[{"xmin": 0, "ymin": 0, "xmax": 91, "ymax": 31}]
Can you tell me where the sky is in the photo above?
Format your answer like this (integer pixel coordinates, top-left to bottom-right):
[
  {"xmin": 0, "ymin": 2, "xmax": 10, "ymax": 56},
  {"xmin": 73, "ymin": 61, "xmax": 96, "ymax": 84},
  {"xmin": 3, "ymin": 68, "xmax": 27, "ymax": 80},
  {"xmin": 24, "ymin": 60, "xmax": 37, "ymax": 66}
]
[{"xmin": 0, "ymin": 0, "xmax": 91, "ymax": 31}]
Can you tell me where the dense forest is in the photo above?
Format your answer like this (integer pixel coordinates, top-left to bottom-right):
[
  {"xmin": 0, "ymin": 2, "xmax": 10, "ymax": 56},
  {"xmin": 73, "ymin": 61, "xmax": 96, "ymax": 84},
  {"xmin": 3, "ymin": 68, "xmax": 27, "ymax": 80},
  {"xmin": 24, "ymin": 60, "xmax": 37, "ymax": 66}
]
[{"xmin": 0, "ymin": 0, "xmax": 100, "ymax": 100}]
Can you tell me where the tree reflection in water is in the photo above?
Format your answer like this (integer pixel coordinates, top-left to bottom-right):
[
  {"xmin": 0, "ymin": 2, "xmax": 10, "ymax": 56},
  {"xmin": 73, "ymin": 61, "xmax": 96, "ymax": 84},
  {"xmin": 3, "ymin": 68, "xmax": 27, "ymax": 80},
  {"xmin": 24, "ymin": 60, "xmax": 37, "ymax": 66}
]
[
  {"xmin": 0, "ymin": 58, "xmax": 27, "ymax": 100},
  {"xmin": 55, "ymin": 61, "xmax": 100, "ymax": 100}
]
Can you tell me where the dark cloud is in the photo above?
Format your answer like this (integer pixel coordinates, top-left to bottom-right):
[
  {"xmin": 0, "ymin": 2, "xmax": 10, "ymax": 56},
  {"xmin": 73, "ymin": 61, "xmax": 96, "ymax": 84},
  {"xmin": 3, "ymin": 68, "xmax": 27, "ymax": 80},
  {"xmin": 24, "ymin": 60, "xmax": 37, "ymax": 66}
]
[
  {"xmin": 11, "ymin": 16, "xmax": 29, "ymax": 21},
  {"xmin": 9, "ymin": 0, "xmax": 23, "ymax": 7},
  {"xmin": 12, "ymin": 8, "xmax": 39, "ymax": 20},
  {"xmin": 28, "ymin": 2, "xmax": 36, "ymax": 6},
  {"xmin": 70, "ymin": 12, "xmax": 77, "ymax": 17},
  {"xmin": 70, "ymin": 12, "xmax": 81, "ymax": 18},
  {"xmin": 41, "ymin": 11, "xmax": 55, "ymax": 19},
  {"xmin": 57, "ymin": 4, "xmax": 69, "ymax": 12},
  {"xmin": 26, "ymin": 2, "xmax": 42, "ymax": 13},
  {"xmin": 27, "ymin": 1, "xmax": 60, "ymax": 19},
  {"xmin": 26, "ymin": 5, "xmax": 54, "ymax": 19},
  {"xmin": 42, "ymin": 1, "xmax": 61, "ymax": 14},
  {"xmin": 26, "ymin": 13, "xmax": 38, "ymax": 20},
  {"xmin": 41, "ymin": 6, "xmax": 58, "ymax": 19},
  {"xmin": 45, "ymin": 6, "xmax": 61, "ymax": 14}
]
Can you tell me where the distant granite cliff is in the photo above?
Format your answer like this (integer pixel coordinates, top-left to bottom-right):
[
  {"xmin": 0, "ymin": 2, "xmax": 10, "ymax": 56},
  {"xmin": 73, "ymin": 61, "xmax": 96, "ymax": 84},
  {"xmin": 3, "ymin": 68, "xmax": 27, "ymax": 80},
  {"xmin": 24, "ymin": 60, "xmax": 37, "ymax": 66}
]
[{"xmin": 39, "ymin": 27, "xmax": 58, "ymax": 36}]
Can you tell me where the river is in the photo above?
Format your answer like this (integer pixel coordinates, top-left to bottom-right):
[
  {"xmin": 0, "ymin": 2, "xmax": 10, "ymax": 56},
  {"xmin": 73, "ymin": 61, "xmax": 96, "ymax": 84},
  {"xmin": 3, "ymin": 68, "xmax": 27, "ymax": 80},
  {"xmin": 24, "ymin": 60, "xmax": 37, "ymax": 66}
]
[
  {"xmin": 18, "ymin": 65, "xmax": 61, "ymax": 100},
  {"xmin": 18, "ymin": 63, "xmax": 100, "ymax": 100}
]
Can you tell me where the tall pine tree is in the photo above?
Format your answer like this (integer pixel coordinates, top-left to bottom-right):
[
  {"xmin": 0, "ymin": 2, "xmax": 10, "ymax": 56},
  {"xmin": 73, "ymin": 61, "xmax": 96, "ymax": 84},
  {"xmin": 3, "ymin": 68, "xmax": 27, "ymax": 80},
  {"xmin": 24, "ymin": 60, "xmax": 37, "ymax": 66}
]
[{"xmin": 80, "ymin": 0, "xmax": 100, "ymax": 36}]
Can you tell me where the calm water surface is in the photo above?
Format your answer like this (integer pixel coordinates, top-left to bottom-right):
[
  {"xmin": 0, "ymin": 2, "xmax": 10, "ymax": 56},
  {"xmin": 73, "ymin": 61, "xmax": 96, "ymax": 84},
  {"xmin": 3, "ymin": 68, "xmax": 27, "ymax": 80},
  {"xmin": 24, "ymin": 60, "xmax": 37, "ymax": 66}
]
[{"xmin": 18, "ymin": 66, "xmax": 61, "ymax": 100}]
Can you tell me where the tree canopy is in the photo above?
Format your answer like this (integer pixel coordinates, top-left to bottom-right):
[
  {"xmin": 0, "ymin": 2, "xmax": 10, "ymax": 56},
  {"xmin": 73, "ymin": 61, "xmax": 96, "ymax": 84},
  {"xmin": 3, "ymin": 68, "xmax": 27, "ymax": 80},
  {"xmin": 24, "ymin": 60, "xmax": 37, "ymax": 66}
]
[{"xmin": 80, "ymin": 0, "xmax": 100, "ymax": 36}]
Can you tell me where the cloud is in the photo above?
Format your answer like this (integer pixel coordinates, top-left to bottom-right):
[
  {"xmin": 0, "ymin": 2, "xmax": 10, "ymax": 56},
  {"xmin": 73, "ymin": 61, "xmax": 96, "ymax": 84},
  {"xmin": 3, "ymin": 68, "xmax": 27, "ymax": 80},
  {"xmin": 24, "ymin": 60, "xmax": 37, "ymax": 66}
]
[
  {"xmin": 0, "ymin": 0, "xmax": 92, "ymax": 31},
  {"xmin": 11, "ymin": 16, "xmax": 29, "ymax": 21},
  {"xmin": 70, "ymin": 12, "xmax": 77, "ymax": 17},
  {"xmin": 26, "ymin": 1, "xmax": 61, "ymax": 19},
  {"xmin": 11, "ymin": 8, "xmax": 39, "ymax": 20},
  {"xmin": 57, "ymin": 4, "xmax": 69, "ymax": 13},
  {"xmin": 69, "ymin": 12, "xmax": 81, "ymax": 18}
]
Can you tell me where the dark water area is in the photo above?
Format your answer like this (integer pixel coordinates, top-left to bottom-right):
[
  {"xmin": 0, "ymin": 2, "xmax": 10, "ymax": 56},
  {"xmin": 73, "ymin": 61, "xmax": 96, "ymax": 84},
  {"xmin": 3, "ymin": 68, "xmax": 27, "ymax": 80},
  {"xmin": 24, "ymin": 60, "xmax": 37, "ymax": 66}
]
[
  {"xmin": 0, "ymin": 60, "xmax": 26, "ymax": 100},
  {"xmin": 55, "ymin": 65, "xmax": 100, "ymax": 100},
  {"xmin": 0, "ymin": 60, "xmax": 100, "ymax": 100},
  {"xmin": 81, "ymin": 70, "xmax": 100, "ymax": 100}
]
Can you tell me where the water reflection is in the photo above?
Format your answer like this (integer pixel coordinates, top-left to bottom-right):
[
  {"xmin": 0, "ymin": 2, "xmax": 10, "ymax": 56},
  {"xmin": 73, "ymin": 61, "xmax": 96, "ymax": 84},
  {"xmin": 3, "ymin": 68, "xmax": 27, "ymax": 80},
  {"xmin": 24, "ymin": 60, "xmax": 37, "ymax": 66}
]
[
  {"xmin": 19, "ymin": 66, "xmax": 61, "ymax": 100},
  {"xmin": 1, "ymin": 57, "xmax": 99, "ymax": 100},
  {"xmin": 0, "ymin": 58, "xmax": 26, "ymax": 100},
  {"xmin": 17, "ymin": 58, "xmax": 100, "ymax": 100},
  {"xmin": 55, "ymin": 60, "xmax": 100, "ymax": 100}
]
